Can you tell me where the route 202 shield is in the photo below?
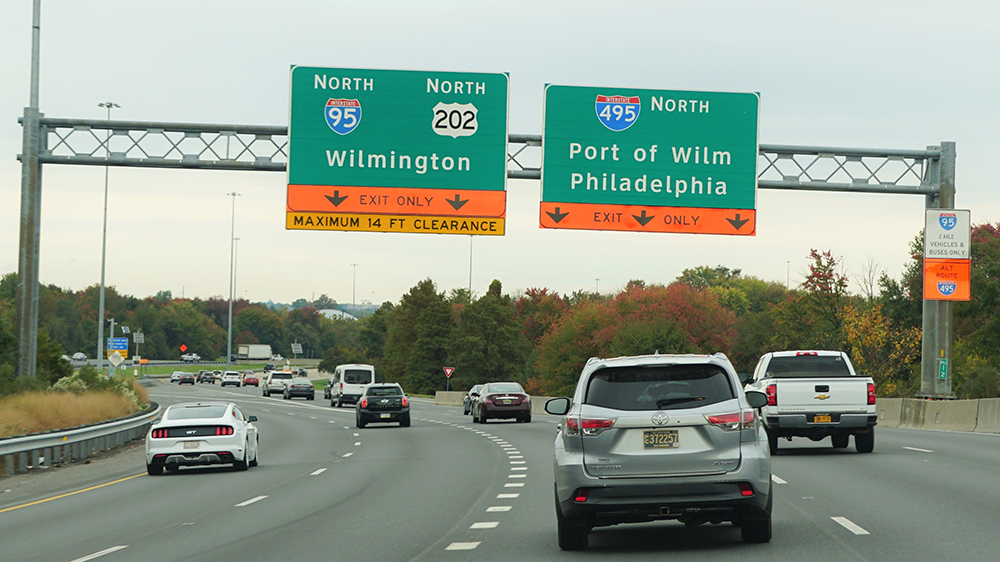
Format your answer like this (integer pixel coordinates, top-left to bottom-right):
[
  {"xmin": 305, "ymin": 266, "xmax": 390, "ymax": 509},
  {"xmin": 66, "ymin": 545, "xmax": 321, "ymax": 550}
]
[
  {"xmin": 325, "ymin": 99, "xmax": 362, "ymax": 135},
  {"xmin": 595, "ymin": 95, "xmax": 640, "ymax": 132},
  {"xmin": 939, "ymin": 212, "xmax": 957, "ymax": 230}
]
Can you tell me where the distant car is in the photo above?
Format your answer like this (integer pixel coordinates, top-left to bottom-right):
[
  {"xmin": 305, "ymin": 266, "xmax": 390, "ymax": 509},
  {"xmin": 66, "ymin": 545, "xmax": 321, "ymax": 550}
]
[
  {"xmin": 213, "ymin": 370, "xmax": 223, "ymax": 381},
  {"xmin": 263, "ymin": 371, "xmax": 294, "ymax": 397},
  {"xmin": 323, "ymin": 377, "xmax": 335, "ymax": 400},
  {"xmin": 356, "ymin": 384, "xmax": 410, "ymax": 428},
  {"xmin": 72, "ymin": 352, "xmax": 87, "ymax": 361},
  {"xmin": 145, "ymin": 402, "xmax": 259, "ymax": 475},
  {"xmin": 170, "ymin": 371, "xmax": 184, "ymax": 383},
  {"xmin": 221, "ymin": 371, "xmax": 242, "ymax": 387},
  {"xmin": 263, "ymin": 363, "xmax": 276, "ymax": 373},
  {"xmin": 283, "ymin": 378, "xmax": 315, "ymax": 400},
  {"xmin": 331, "ymin": 363, "xmax": 375, "ymax": 408},
  {"xmin": 463, "ymin": 385, "xmax": 483, "ymax": 415},
  {"xmin": 61, "ymin": 354, "xmax": 72, "ymax": 362},
  {"xmin": 197, "ymin": 371, "xmax": 215, "ymax": 384},
  {"xmin": 243, "ymin": 374, "xmax": 259, "ymax": 387},
  {"xmin": 472, "ymin": 382, "xmax": 531, "ymax": 424},
  {"xmin": 180, "ymin": 353, "xmax": 201, "ymax": 363},
  {"xmin": 178, "ymin": 373, "xmax": 196, "ymax": 385},
  {"xmin": 271, "ymin": 355, "xmax": 284, "ymax": 362}
]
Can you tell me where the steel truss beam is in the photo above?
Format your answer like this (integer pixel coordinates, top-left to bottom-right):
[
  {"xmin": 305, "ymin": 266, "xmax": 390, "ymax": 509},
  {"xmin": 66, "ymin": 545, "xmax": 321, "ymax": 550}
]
[{"xmin": 19, "ymin": 119, "xmax": 942, "ymax": 196}]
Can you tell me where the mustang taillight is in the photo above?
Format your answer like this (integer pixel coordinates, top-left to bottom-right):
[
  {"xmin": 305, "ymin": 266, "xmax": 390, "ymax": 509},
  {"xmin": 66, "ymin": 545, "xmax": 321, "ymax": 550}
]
[
  {"xmin": 867, "ymin": 382, "xmax": 877, "ymax": 405},
  {"xmin": 766, "ymin": 383, "xmax": 777, "ymax": 406},
  {"xmin": 401, "ymin": 396, "xmax": 408, "ymax": 407},
  {"xmin": 361, "ymin": 398, "xmax": 368, "ymax": 408},
  {"xmin": 215, "ymin": 426, "xmax": 234, "ymax": 436},
  {"xmin": 151, "ymin": 428, "xmax": 167, "ymax": 438}
]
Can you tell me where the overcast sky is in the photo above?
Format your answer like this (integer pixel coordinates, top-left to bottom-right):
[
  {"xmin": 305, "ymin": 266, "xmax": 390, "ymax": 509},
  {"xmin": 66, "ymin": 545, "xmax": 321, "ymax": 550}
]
[{"xmin": 2, "ymin": 0, "xmax": 998, "ymax": 306}]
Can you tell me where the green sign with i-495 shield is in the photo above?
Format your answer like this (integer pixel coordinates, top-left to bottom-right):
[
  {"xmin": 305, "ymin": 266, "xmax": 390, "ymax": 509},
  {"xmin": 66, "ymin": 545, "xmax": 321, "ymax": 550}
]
[{"xmin": 287, "ymin": 66, "xmax": 509, "ymax": 235}]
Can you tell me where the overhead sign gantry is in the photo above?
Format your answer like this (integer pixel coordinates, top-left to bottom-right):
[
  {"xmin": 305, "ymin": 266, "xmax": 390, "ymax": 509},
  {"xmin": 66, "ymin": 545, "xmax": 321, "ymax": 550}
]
[{"xmin": 286, "ymin": 66, "xmax": 510, "ymax": 235}]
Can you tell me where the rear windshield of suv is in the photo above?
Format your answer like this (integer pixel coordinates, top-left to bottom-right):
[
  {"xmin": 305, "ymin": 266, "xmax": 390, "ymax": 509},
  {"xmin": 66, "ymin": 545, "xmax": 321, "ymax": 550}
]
[
  {"xmin": 367, "ymin": 386, "xmax": 402, "ymax": 396},
  {"xmin": 585, "ymin": 364, "xmax": 735, "ymax": 411},
  {"xmin": 766, "ymin": 355, "xmax": 852, "ymax": 378},
  {"xmin": 344, "ymin": 369, "xmax": 373, "ymax": 384},
  {"xmin": 270, "ymin": 373, "xmax": 292, "ymax": 380}
]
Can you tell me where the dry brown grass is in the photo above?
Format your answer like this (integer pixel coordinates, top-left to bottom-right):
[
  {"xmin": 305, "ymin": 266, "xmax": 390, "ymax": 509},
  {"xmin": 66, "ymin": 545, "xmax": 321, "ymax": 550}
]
[{"xmin": 0, "ymin": 389, "xmax": 142, "ymax": 438}]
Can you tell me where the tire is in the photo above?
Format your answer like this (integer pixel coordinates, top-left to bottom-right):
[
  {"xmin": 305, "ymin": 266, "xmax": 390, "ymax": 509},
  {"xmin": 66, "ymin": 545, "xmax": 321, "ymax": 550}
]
[
  {"xmin": 832, "ymin": 434, "xmax": 850, "ymax": 449},
  {"xmin": 740, "ymin": 484, "xmax": 773, "ymax": 543},
  {"xmin": 400, "ymin": 414, "xmax": 411, "ymax": 428},
  {"xmin": 524, "ymin": 412, "xmax": 532, "ymax": 423},
  {"xmin": 146, "ymin": 462, "xmax": 162, "ymax": 476},
  {"xmin": 463, "ymin": 403, "xmax": 470, "ymax": 415},
  {"xmin": 855, "ymin": 429, "xmax": 875, "ymax": 453},
  {"xmin": 283, "ymin": 393, "xmax": 290, "ymax": 400},
  {"xmin": 263, "ymin": 388, "xmax": 269, "ymax": 397},
  {"xmin": 356, "ymin": 413, "xmax": 366, "ymax": 429},
  {"xmin": 249, "ymin": 438, "xmax": 259, "ymax": 467},
  {"xmin": 336, "ymin": 396, "xmax": 343, "ymax": 408},
  {"xmin": 308, "ymin": 395, "xmax": 314, "ymax": 401},
  {"xmin": 331, "ymin": 398, "xmax": 336, "ymax": 408},
  {"xmin": 556, "ymin": 502, "xmax": 589, "ymax": 550},
  {"xmin": 767, "ymin": 429, "xmax": 778, "ymax": 455},
  {"xmin": 480, "ymin": 410, "xmax": 489, "ymax": 424}
]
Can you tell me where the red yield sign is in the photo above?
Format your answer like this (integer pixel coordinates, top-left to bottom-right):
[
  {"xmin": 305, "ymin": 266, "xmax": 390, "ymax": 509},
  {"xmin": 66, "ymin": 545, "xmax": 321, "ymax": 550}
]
[{"xmin": 443, "ymin": 367, "xmax": 455, "ymax": 378}]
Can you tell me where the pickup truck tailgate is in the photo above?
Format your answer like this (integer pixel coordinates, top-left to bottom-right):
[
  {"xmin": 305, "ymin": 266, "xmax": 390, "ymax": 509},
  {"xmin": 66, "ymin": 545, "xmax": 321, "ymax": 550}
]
[{"xmin": 775, "ymin": 379, "xmax": 868, "ymax": 413}]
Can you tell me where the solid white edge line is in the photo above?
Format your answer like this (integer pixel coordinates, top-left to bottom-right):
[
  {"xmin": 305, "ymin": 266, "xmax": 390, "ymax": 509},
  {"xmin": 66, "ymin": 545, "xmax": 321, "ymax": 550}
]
[
  {"xmin": 902, "ymin": 446, "xmax": 935, "ymax": 453},
  {"xmin": 771, "ymin": 474, "xmax": 788, "ymax": 484},
  {"xmin": 310, "ymin": 468, "xmax": 327, "ymax": 475},
  {"xmin": 234, "ymin": 495, "xmax": 268, "ymax": 507},
  {"xmin": 470, "ymin": 521, "xmax": 499, "ymax": 529},
  {"xmin": 832, "ymin": 516, "xmax": 870, "ymax": 535},
  {"xmin": 69, "ymin": 546, "xmax": 129, "ymax": 562},
  {"xmin": 445, "ymin": 542, "xmax": 480, "ymax": 551}
]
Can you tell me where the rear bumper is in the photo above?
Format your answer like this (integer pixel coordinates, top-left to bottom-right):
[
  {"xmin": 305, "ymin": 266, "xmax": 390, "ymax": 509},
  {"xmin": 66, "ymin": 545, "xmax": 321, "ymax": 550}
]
[
  {"xmin": 286, "ymin": 388, "xmax": 315, "ymax": 397},
  {"xmin": 482, "ymin": 402, "xmax": 530, "ymax": 417},
  {"xmin": 338, "ymin": 394, "xmax": 362, "ymax": 405},
  {"xmin": 765, "ymin": 413, "xmax": 877, "ymax": 436},
  {"xmin": 146, "ymin": 438, "xmax": 245, "ymax": 466}
]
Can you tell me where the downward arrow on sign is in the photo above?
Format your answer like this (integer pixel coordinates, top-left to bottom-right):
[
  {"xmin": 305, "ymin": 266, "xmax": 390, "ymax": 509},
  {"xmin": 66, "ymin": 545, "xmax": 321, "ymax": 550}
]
[
  {"xmin": 727, "ymin": 214, "xmax": 750, "ymax": 230},
  {"xmin": 632, "ymin": 210, "xmax": 656, "ymax": 227},
  {"xmin": 446, "ymin": 195, "xmax": 469, "ymax": 210},
  {"xmin": 325, "ymin": 191, "xmax": 348, "ymax": 207},
  {"xmin": 546, "ymin": 207, "xmax": 569, "ymax": 223}
]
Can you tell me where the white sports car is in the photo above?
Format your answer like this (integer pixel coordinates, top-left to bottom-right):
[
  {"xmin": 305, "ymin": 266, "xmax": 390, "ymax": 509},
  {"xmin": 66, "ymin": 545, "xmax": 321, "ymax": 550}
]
[{"xmin": 145, "ymin": 402, "xmax": 259, "ymax": 475}]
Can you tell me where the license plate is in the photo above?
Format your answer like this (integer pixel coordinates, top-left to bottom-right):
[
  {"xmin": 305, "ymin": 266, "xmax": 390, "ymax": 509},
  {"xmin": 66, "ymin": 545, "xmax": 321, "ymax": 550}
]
[
  {"xmin": 814, "ymin": 415, "xmax": 832, "ymax": 423},
  {"xmin": 502, "ymin": 400, "xmax": 511, "ymax": 405},
  {"xmin": 380, "ymin": 413, "xmax": 390, "ymax": 419},
  {"xmin": 643, "ymin": 430, "xmax": 679, "ymax": 449},
  {"xmin": 183, "ymin": 441, "xmax": 199, "ymax": 449}
]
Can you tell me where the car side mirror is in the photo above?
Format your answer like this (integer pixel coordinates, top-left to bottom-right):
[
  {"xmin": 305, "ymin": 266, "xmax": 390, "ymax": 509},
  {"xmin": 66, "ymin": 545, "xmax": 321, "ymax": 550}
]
[
  {"xmin": 248, "ymin": 415, "xmax": 258, "ymax": 422},
  {"xmin": 745, "ymin": 391, "xmax": 768, "ymax": 409},
  {"xmin": 738, "ymin": 373, "xmax": 751, "ymax": 385},
  {"xmin": 545, "ymin": 397, "xmax": 571, "ymax": 416}
]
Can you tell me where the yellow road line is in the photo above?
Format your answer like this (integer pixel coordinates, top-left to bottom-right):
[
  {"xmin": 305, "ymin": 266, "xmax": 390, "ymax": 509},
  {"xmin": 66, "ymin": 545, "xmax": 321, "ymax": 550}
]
[{"xmin": 0, "ymin": 473, "xmax": 145, "ymax": 514}]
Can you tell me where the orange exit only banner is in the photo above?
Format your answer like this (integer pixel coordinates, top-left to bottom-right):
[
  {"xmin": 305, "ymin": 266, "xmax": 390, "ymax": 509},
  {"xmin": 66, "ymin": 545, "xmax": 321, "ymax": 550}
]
[
  {"xmin": 923, "ymin": 258, "xmax": 971, "ymax": 301},
  {"xmin": 538, "ymin": 202, "xmax": 755, "ymax": 236},
  {"xmin": 287, "ymin": 184, "xmax": 506, "ymax": 218}
]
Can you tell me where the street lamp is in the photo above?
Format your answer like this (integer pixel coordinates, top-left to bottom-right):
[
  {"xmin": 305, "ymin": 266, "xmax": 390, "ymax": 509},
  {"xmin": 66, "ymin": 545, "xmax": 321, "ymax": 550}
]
[
  {"xmin": 786, "ymin": 261, "xmax": 791, "ymax": 291},
  {"xmin": 96, "ymin": 101, "xmax": 120, "ymax": 375},
  {"xmin": 595, "ymin": 278, "xmax": 600, "ymax": 294},
  {"xmin": 351, "ymin": 263, "xmax": 358, "ymax": 315},
  {"xmin": 226, "ymin": 192, "xmax": 240, "ymax": 371}
]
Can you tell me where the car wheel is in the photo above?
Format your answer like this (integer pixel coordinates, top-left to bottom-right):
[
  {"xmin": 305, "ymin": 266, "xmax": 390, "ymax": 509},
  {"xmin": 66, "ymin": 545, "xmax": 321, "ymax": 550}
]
[
  {"xmin": 263, "ymin": 388, "xmax": 268, "ymax": 397},
  {"xmin": 471, "ymin": 408, "xmax": 479, "ymax": 423},
  {"xmin": 331, "ymin": 398, "xmax": 336, "ymax": 408},
  {"xmin": 146, "ymin": 462, "xmax": 162, "ymax": 476},
  {"xmin": 463, "ymin": 403, "xmax": 470, "ymax": 415},
  {"xmin": 740, "ymin": 484, "xmax": 773, "ymax": 543},
  {"xmin": 523, "ymin": 412, "xmax": 532, "ymax": 423},
  {"xmin": 249, "ymin": 437, "xmax": 259, "ymax": 467},
  {"xmin": 556, "ymin": 501, "xmax": 589, "ymax": 550},
  {"xmin": 356, "ymin": 413, "xmax": 366, "ymax": 429},
  {"xmin": 308, "ymin": 395, "xmax": 314, "ymax": 401},
  {"xmin": 831, "ymin": 434, "xmax": 850, "ymax": 449},
  {"xmin": 336, "ymin": 396, "xmax": 343, "ymax": 408},
  {"xmin": 283, "ymin": 392, "xmax": 289, "ymax": 400},
  {"xmin": 400, "ymin": 414, "xmax": 411, "ymax": 428},
  {"xmin": 767, "ymin": 429, "xmax": 778, "ymax": 455},
  {"xmin": 480, "ymin": 411, "xmax": 489, "ymax": 424},
  {"xmin": 855, "ymin": 429, "xmax": 875, "ymax": 453},
  {"xmin": 233, "ymin": 441, "xmax": 250, "ymax": 471}
]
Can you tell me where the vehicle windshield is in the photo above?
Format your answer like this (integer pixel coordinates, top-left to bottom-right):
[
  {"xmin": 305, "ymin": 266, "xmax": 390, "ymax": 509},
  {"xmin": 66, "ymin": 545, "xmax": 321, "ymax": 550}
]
[
  {"xmin": 344, "ymin": 369, "xmax": 373, "ymax": 384},
  {"xmin": 766, "ymin": 355, "xmax": 852, "ymax": 378},
  {"xmin": 367, "ymin": 386, "xmax": 402, "ymax": 396},
  {"xmin": 585, "ymin": 364, "xmax": 735, "ymax": 411},
  {"xmin": 469, "ymin": 385, "xmax": 483, "ymax": 394},
  {"xmin": 487, "ymin": 383, "xmax": 523, "ymax": 393},
  {"xmin": 271, "ymin": 373, "xmax": 292, "ymax": 380},
  {"xmin": 167, "ymin": 405, "xmax": 228, "ymax": 419}
]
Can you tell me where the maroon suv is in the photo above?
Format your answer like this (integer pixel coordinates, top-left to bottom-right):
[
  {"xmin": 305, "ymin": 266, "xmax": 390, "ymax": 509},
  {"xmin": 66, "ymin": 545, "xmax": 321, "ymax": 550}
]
[{"xmin": 472, "ymin": 382, "xmax": 531, "ymax": 424}]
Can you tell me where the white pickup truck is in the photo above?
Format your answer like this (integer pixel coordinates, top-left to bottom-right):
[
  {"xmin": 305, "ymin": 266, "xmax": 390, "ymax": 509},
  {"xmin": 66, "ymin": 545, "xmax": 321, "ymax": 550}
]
[{"xmin": 745, "ymin": 350, "xmax": 877, "ymax": 454}]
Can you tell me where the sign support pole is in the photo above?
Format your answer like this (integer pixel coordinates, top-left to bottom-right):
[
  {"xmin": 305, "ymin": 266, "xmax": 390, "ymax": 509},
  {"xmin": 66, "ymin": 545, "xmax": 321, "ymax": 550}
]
[{"xmin": 919, "ymin": 142, "xmax": 956, "ymax": 398}]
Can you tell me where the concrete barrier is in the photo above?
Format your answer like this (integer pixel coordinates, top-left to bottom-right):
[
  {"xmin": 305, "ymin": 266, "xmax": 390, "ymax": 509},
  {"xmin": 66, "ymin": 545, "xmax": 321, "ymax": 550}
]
[
  {"xmin": 434, "ymin": 391, "xmax": 465, "ymax": 406},
  {"xmin": 923, "ymin": 400, "xmax": 979, "ymax": 432},
  {"xmin": 876, "ymin": 398, "xmax": 903, "ymax": 428},
  {"xmin": 898, "ymin": 399, "xmax": 927, "ymax": 429},
  {"xmin": 974, "ymin": 398, "xmax": 1000, "ymax": 434}
]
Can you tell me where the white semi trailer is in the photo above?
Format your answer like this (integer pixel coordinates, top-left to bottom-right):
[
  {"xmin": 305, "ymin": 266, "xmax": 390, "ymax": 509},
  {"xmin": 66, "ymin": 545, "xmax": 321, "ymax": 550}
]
[{"xmin": 237, "ymin": 344, "xmax": 272, "ymax": 360}]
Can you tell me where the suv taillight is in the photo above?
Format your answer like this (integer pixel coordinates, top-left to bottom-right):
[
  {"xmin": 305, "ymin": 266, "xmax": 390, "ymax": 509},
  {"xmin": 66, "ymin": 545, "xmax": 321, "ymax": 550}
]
[
  {"xmin": 766, "ymin": 383, "xmax": 777, "ymax": 406},
  {"xmin": 707, "ymin": 409, "xmax": 756, "ymax": 431},
  {"xmin": 401, "ymin": 396, "xmax": 408, "ymax": 407},
  {"xmin": 867, "ymin": 382, "xmax": 877, "ymax": 405}
]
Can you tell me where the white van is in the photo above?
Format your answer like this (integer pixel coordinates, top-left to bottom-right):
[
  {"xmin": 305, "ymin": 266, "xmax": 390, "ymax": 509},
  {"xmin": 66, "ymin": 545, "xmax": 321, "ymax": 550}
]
[{"xmin": 331, "ymin": 364, "xmax": 375, "ymax": 407}]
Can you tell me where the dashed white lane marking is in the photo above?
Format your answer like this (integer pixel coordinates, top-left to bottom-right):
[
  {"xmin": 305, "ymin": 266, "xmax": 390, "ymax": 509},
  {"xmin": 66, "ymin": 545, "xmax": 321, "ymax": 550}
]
[
  {"xmin": 511, "ymin": 466, "xmax": 527, "ymax": 471},
  {"xmin": 353, "ymin": 433, "xmax": 360, "ymax": 436},
  {"xmin": 69, "ymin": 546, "xmax": 129, "ymax": 562},
  {"xmin": 262, "ymin": 409, "xmax": 271, "ymax": 412},
  {"xmin": 832, "ymin": 517, "xmax": 870, "ymax": 535},
  {"xmin": 497, "ymin": 493, "xmax": 520, "ymax": 499},
  {"xmin": 508, "ymin": 474, "xmax": 526, "ymax": 478},
  {"xmin": 771, "ymin": 475, "xmax": 788, "ymax": 484},
  {"xmin": 506, "ymin": 451, "xmax": 520, "ymax": 454},
  {"xmin": 445, "ymin": 542, "xmax": 481, "ymax": 551},
  {"xmin": 342, "ymin": 452, "xmax": 353, "ymax": 458},
  {"xmin": 504, "ymin": 483, "xmax": 525, "ymax": 488},
  {"xmin": 287, "ymin": 413, "xmax": 295, "ymax": 416},
  {"xmin": 509, "ymin": 455, "xmax": 524, "ymax": 459},
  {"xmin": 510, "ymin": 461, "xmax": 526, "ymax": 465},
  {"xmin": 470, "ymin": 521, "xmax": 499, "ymax": 529},
  {"xmin": 343, "ymin": 426, "xmax": 350, "ymax": 429},
  {"xmin": 903, "ymin": 446, "xmax": 934, "ymax": 453},
  {"xmin": 328, "ymin": 420, "xmax": 336, "ymax": 424},
  {"xmin": 310, "ymin": 416, "xmax": 317, "ymax": 419},
  {"xmin": 235, "ymin": 495, "xmax": 268, "ymax": 507},
  {"xmin": 354, "ymin": 442, "xmax": 361, "ymax": 446},
  {"xmin": 310, "ymin": 468, "xmax": 327, "ymax": 476},
  {"xmin": 487, "ymin": 506, "xmax": 512, "ymax": 512}
]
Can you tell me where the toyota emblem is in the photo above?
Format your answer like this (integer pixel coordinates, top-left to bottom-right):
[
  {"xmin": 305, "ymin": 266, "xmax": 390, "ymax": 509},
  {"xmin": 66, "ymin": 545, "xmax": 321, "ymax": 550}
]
[{"xmin": 651, "ymin": 413, "xmax": 669, "ymax": 426}]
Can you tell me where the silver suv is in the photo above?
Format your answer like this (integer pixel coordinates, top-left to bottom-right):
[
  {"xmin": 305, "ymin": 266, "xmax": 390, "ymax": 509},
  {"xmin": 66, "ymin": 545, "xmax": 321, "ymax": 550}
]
[{"xmin": 545, "ymin": 353, "xmax": 772, "ymax": 550}]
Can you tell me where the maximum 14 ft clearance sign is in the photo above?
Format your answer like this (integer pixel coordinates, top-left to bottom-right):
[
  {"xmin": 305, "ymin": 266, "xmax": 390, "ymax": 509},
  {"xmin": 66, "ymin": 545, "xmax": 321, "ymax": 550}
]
[{"xmin": 286, "ymin": 66, "xmax": 510, "ymax": 235}]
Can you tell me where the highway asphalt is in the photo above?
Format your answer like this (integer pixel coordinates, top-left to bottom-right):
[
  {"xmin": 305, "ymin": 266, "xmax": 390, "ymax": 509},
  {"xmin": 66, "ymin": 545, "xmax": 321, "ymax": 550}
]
[{"xmin": 2, "ymin": 382, "xmax": 1000, "ymax": 562}]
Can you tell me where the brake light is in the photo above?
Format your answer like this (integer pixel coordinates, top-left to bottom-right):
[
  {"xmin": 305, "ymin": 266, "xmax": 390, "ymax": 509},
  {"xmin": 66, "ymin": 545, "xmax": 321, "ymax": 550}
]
[
  {"xmin": 867, "ymin": 382, "xmax": 876, "ymax": 405},
  {"xmin": 796, "ymin": 351, "xmax": 818, "ymax": 356},
  {"xmin": 580, "ymin": 418, "xmax": 614, "ymax": 436},
  {"xmin": 339, "ymin": 382, "xmax": 343, "ymax": 391},
  {"xmin": 573, "ymin": 488, "xmax": 589, "ymax": 502},
  {"xmin": 564, "ymin": 417, "xmax": 580, "ymax": 436},
  {"xmin": 766, "ymin": 384, "xmax": 777, "ymax": 406},
  {"xmin": 361, "ymin": 398, "xmax": 368, "ymax": 408},
  {"xmin": 401, "ymin": 396, "xmax": 408, "ymax": 407},
  {"xmin": 215, "ymin": 426, "xmax": 234, "ymax": 436},
  {"xmin": 707, "ymin": 410, "xmax": 756, "ymax": 431},
  {"xmin": 737, "ymin": 482, "xmax": 754, "ymax": 497},
  {"xmin": 151, "ymin": 428, "xmax": 167, "ymax": 438}
]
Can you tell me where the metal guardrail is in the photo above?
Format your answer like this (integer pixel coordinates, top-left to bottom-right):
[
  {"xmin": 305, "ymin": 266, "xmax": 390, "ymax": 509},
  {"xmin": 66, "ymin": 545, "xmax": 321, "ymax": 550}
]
[{"xmin": 0, "ymin": 402, "xmax": 161, "ymax": 476}]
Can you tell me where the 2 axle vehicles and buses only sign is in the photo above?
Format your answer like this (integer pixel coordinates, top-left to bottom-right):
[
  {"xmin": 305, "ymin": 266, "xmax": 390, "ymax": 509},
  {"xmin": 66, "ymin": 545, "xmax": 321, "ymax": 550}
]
[
  {"xmin": 923, "ymin": 209, "xmax": 971, "ymax": 301},
  {"xmin": 540, "ymin": 85, "xmax": 760, "ymax": 235},
  {"xmin": 286, "ymin": 66, "xmax": 510, "ymax": 235}
]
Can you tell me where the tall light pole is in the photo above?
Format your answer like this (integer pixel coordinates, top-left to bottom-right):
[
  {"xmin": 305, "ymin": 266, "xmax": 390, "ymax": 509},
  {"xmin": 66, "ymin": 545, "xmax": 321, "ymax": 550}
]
[
  {"xmin": 351, "ymin": 263, "xmax": 358, "ymax": 315},
  {"xmin": 96, "ymin": 101, "xmax": 120, "ymax": 375},
  {"xmin": 786, "ymin": 261, "xmax": 791, "ymax": 291},
  {"xmin": 226, "ymin": 192, "xmax": 240, "ymax": 371},
  {"xmin": 234, "ymin": 238, "xmax": 240, "ymax": 300},
  {"xmin": 595, "ymin": 278, "xmax": 600, "ymax": 294},
  {"xmin": 468, "ymin": 235, "xmax": 473, "ymax": 298}
]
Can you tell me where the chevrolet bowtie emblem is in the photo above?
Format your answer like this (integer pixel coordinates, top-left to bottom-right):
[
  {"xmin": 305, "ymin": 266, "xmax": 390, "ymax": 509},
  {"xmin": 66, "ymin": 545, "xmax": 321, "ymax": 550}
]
[{"xmin": 816, "ymin": 394, "xmax": 831, "ymax": 400}]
